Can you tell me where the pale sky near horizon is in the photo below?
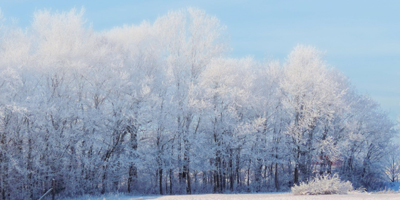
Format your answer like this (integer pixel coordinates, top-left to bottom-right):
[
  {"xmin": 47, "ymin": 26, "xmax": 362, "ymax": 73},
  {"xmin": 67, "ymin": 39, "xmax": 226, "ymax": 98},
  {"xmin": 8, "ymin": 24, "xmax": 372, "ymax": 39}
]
[{"xmin": 1, "ymin": 0, "xmax": 399, "ymax": 122}]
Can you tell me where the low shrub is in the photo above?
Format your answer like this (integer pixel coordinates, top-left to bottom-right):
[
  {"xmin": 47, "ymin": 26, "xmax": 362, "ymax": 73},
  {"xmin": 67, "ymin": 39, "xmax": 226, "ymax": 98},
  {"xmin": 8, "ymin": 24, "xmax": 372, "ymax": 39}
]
[{"xmin": 291, "ymin": 173, "xmax": 353, "ymax": 195}]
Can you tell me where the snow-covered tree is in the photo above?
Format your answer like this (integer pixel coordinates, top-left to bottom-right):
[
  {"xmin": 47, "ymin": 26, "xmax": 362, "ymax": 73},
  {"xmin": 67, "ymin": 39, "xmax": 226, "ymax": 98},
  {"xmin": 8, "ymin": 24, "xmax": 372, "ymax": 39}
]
[
  {"xmin": 280, "ymin": 45, "xmax": 346, "ymax": 184},
  {"xmin": 0, "ymin": 8, "xmax": 396, "ymax": 199}
]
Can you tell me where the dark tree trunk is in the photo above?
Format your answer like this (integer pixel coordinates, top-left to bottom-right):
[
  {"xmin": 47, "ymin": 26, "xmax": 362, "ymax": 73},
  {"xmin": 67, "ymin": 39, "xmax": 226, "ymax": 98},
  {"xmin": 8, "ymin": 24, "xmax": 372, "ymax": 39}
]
[
  {"xmin": 169, "ymin": 169, "xmax": 173, "ymax": 194},
  {"xmin": 236, "ymin": 152, "xmax": 240, "ymax": 188},
  {"xmin": 229, "ymin": 157, "xmax": 234, "ymax": 191},
  {"xmin": 127, "ymin": 124, "xmax": 138, "ymax": 193},
  {"xmin": 159, "ymin": 168, "xmax": 163, "ymax": 195},
  {"xmin": 128, "ymin": 165, "xmax": 137, "ymax": 193},
  {"xmin": 294, "ymin": 165, "xmax": 299, "ymax": 186},
  {"xmin": 183, "ymin": 160, "xmax": 191, "ymax": 194},
  {"xmin": 213, "ymin": 171, "xmax": 218, "ymax": 193},
  {"xmin": 101, "ymin": 165, "xmax": 108, "ymax": 194},
  {"xmin": 274, "ymin": 162, "xmax": 279, "ymax": 191},
  {"xmin": 247, "ymin": 159, "xmax": 251, "ymax": 192}
]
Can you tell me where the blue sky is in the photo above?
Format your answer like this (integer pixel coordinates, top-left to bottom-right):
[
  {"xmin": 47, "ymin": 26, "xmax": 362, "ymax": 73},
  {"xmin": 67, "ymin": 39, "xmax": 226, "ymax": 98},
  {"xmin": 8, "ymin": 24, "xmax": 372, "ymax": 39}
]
[{"xmin": 1, "ymin": 0, "xmax": 399, "ymax": 121}]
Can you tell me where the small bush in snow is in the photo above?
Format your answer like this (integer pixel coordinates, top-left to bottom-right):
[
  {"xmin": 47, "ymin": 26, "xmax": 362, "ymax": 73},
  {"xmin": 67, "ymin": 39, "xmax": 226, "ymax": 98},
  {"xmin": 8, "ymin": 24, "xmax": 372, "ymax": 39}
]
[{"xmin": 291, "ymin": 173, "xmax": 353, "ymax": 195}]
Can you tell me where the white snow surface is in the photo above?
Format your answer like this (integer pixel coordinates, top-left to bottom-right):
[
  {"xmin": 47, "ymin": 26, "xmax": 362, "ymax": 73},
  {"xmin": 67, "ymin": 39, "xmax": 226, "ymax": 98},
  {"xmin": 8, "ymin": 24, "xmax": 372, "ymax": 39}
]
[{"xmin": 64, "ymin": 192, "xmax": 400, "ymax": 200}]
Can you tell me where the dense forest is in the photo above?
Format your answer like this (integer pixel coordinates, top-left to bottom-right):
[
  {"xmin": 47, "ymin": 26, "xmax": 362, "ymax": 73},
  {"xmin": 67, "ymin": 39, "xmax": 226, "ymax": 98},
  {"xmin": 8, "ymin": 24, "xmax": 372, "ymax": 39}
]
[{"xmin": 0, "ymin": 8, "xmax": 398, "ymax": 199}]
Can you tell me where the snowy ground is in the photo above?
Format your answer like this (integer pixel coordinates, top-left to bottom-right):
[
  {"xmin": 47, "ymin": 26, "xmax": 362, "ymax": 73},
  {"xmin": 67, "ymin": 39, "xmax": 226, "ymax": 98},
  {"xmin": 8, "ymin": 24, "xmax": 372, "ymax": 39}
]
[{"xmin": 64, "ymin": 192, "xmax": 400, "ymax": 200}]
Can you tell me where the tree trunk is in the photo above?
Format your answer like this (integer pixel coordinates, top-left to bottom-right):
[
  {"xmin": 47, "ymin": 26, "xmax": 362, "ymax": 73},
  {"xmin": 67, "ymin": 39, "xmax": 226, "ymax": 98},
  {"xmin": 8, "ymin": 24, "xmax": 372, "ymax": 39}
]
[
  {"xmin": 229, "ymin": 157, "xmax": 234, "ymax": 191},
  {"xmin": 183, "ymin": 159, "xmax": 191, "ymax": 194},
  {"xmin": 159, "ymin": 168, "xmax": 163, "ymax": 195},
  {"xmin": 247, "ymin": 159, "xmax": 251, "ymax": 191},
  {"xmin": 128, "ymin": 165, "xmax": 137, "ymax": 193},
  {"xmin": 127, "ymin": 124, "xmax": 138, "ymax": 193},
  {"xmin": 169, "ymin": 169, "xmax": 173, "ymax": 194},
  {"xmin": 236, "ymin": 152, "xmax": 240, "ymax": 188},
  {"xmin": 294, "ymin": 165, "xmax": 299, "ymax": 186},
  {"xmin": 28, "ymin": 138, "xmax": 33, "ymax": 199},
  {"xmin": 213, "ymin": 170, "xmax": 218, "ymax": 193},
  {"xmin": 101, "ymin": 165, "xmax": 107, "ymax": 194},
  {"xmin": 274, "ymin": 162, "xmax": 279, "ymax": 191}
]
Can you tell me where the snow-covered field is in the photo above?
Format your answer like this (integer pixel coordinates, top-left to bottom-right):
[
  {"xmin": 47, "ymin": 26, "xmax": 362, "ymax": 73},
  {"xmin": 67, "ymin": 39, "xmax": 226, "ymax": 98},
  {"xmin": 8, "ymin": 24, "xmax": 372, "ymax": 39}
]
[{"xmin": 65, "ymin": 192, "xmax": 400, "ymax": 200}]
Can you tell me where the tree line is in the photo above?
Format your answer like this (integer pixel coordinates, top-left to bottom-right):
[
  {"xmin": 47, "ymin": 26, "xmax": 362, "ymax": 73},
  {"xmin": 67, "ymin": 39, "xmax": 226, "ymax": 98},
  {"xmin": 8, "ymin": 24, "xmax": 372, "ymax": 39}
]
[{"xmin": 0, "ymin": 8, "xmax": 397, "ymax": 199}]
